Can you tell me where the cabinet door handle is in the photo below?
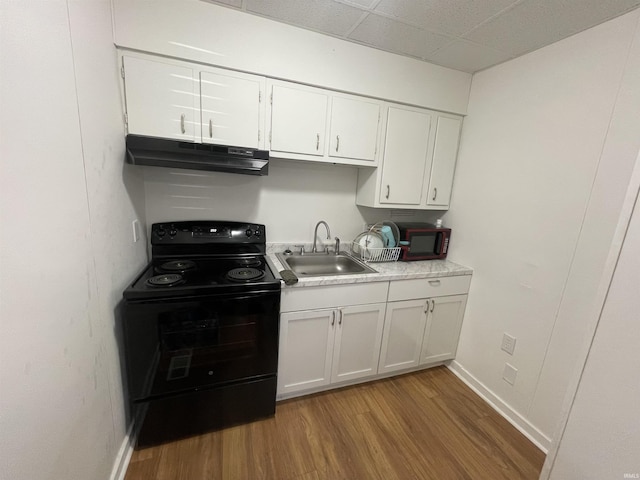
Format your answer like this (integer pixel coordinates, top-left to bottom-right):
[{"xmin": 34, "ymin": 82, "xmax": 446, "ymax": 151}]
[
  {"xmin": 432, "ymin": 187, "xmax": 438, "ymax": 201},
  {"xmin": 430, "ymin": 299, "xmax": 435, "ymax": 313},
  {"xmin": 180, "ymin": 114, "xmax": 186, "ymax": 134},
  {"xmin": 424, "ymin": 300, "xmax": 429, "ymax": 314},
  {"xmin": 386, "ymin": 185, "xmax": 390, "ymax": 199},
  {"xmin": 338, "ymin": 310, "xmax": 343, "ymax": 325},
  {"xmin": 428, "ymin": 279, "xmax": 441, "ymax": 286},
  {"xmin": 209, "ymin": 119, "xmax": 213, "ymax": 138},
  {"xmin": 336, "ymin": 135, "xmax": 340, "ymax": 152},
  {"xmin": 316, "ymin": 133, "xmax": 320, "ymax": 150},
  {"xmin": 331, "ymin": 311, "xmax": 335, "ymax": 326}
]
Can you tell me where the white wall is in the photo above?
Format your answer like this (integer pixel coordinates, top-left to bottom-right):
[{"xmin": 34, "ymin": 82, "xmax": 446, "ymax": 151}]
[
  {"xmin": 112, "ymin": 0, "xmax": 471, "ymax": 115},
  {"xmin": 0, "ymin": 1, "xmax": 146, "ymax": 479},
  {"xmin": 547, "ymin": 172, "xmax": 640, "ymax": 479},
  {"xmin": 446, "ymin": 9, "xmax": 640, "ymax": 449}
]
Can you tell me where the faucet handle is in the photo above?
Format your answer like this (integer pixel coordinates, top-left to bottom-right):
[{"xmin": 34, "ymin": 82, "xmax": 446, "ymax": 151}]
[
  {"xmin": 334, "ymin": 237, "xmax": 340, "ymax": 255},
  {"xmin": 294, "ymin": 244, "xmax": 305, "ymax": 255}
]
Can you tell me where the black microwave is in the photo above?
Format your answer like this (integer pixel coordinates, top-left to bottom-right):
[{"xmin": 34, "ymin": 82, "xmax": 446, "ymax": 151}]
[{"xmin": 395, "ymin": 222, "xmax": 451, "ymax": 261}]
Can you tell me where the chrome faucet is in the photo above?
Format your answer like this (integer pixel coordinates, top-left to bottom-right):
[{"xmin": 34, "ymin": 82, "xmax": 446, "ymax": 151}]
[{"xmin": 312, "ymin": 220, "xmax": 331, "ymax": 253}]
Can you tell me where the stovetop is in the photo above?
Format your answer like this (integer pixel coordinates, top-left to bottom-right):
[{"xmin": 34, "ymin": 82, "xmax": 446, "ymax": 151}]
[
  {"xmin": 124, "ymin": 255, "xmax": 280, "ymax": 300},
  {"xmin": 123, "ymin": 221, "xmax": 281, "ymax": 301}
]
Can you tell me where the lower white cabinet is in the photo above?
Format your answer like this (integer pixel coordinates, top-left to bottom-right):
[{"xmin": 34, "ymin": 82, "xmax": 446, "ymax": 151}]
[
  {"xmin": 379, "ymin": 276, "xmax": 471, "ymax": 374},
  {"xmin": 378, "ymin": 294, "xmax": 467, "ymax": 373},
  {"xmin": 420, "ymin": 294, "xmax": 468, "ymax": 365},
  {"xmin": 378, "ymin": 299, "xmax": 430, "ymax": 374},
  {"xmin": 278, "ymin": 303, "xmax": 386, "ymax": 396},
  {"xmin": 276, "ymin": 275, "xmax": 471, "ymax": 399}
]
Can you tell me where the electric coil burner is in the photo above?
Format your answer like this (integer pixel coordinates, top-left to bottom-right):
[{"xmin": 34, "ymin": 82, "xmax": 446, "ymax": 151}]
[
  {"xmin": 226, "ymin": 267, "xmax": 265, "ymax": 282},
  {"xmin": 158, "ymin": 259, "xmax": 197, "ymax": 273},
  {"xmin": 122, "ymin": 221, "xmax": 281, "ymax": 447},
  {"xmin": 146, "ymin": 273, "xmax": 184, "ymax": 287}
]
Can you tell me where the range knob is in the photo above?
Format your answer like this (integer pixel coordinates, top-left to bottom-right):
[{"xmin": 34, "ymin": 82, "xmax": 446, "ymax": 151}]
[
  {"xmin": 169, "ymin": 229, "xmax": 177, "ymax": 237},
  {"xmin": 254, "ymin": 230, "xmax": 262, "ymax": 237},
  {"xmin": 157, "ymin": 228, "xmax": 166, "ymax": 237},
  {"xmin": 245, "ymin": 229, "xmax": 253, "ymax": 237}
]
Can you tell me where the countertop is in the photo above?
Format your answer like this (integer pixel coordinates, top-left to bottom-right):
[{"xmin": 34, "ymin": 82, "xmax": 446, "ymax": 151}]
[{"xmin": 266, "ymin": 244, "xmax": 472, "ymax": 288}]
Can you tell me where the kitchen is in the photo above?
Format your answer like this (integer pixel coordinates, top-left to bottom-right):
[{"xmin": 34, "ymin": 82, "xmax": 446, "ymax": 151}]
[{"xmin": 1, "ymin": 1, "xmax": 640, "ymax": 479}]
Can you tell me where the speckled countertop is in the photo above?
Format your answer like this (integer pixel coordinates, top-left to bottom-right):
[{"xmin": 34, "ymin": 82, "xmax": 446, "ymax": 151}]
[{"xmin": 266, "ymin": 243, "xmax": 472, "ymax": 288}]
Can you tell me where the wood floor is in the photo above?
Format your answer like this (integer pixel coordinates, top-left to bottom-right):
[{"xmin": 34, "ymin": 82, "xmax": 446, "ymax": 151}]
[{"xmin": 125, "ymin": 367, "xmax": 545, "ymax": 480}]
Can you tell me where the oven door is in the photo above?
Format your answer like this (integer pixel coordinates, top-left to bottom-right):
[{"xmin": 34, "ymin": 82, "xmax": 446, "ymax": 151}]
[{"xmin": 123, "ymin": 291, "xmax": 280, "ymax": 402}]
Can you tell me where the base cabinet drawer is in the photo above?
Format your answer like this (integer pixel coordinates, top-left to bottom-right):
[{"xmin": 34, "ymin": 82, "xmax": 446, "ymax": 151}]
[{"xmin": 388, "ymin": 275, "xmax": 471, "ymax": 302}]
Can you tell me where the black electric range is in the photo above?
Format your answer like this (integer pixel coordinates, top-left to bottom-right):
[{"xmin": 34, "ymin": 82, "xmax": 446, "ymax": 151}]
[{"xmin": 121, "ymin": 221, "xmax": 281, "ymax": 447}]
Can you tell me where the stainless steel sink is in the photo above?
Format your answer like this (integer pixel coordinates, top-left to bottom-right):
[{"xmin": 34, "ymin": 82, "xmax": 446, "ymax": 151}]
[{"xmin": 276, "ymin": 252, "xmax": 377, "ymax": 277}]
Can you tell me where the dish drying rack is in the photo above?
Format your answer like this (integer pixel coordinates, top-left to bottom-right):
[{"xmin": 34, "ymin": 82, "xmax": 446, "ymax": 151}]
[{"xmin": 350, "ymin": 221, "xmax": 402, "ymax": 263}]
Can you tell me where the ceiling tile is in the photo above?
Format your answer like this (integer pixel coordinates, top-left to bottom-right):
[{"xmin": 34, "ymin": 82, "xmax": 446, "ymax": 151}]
[
  {"xmin": 465, "ymin": 0, "xmax": 640, "ymax": 57},
  {"xmin": 374, "ymin": 0, "xmax": 519, "ymax": 36},
  {"xmin": 245, "ymin": 0, "xmax": 366, "ymax": 37},
  {"xmin": 425, "ymin": 40, "xmax": 513, "ymax": 72},
  {"xmin": 349, "ymin": 13, "xmax": 453, "ymax": 59},
  {"xmin": 524, "ymin": 0, "xmax": 640, "ymax": 36}
]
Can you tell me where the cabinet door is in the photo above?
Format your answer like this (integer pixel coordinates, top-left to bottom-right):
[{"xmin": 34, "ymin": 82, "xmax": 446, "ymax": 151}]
[
  {"xmin": 269, "ymin": 83, "xmax": 328, "ymax": 156},
  {"xmin": 200, "ymin": 71, "xmax": 264, "ymax": 148},
  {"xmin": 420, "ymin": 294, "xmax": 467, "ymax": 365},
  {"xmin": 331, "ymin": 303, "xmax": 386, "ymax": 383},
  {"xmin": 379, "ymin": 106, "xmax": 432, "ymax": 205},
  {"xmin": 328, "ymin": 96, "xmax": 380, "ymax": 162},
  {"xmin": 278, "ymin": 310, "xmax": 335, "ymax": 395},
  {"xmin": 123, "ymin": 56, "xmax": 196, "ymax": 141},
  {"xmin": 378, "ymin": 299, "xmax": 429, "ymax": 374},
  {"xmin": 426, "ymin": 116, "xmax": 462, "ymax": 208}
]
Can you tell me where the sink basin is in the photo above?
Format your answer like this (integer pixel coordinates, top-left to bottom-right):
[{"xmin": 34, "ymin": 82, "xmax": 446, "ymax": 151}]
[{"xmin": 276, "ymin": 252, "xmax": 377, "ymax": 277}]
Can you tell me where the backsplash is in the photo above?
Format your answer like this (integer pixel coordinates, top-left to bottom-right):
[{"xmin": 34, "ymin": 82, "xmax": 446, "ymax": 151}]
[{"xmin": 142, "ymin": 158, "xmax": 440, "ymax": 243}]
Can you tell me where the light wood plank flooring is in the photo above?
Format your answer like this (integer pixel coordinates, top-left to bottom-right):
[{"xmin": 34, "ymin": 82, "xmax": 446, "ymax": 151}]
[{"xmin": 125, "ymin": 366, "xmax": 545, "ymax": 479}]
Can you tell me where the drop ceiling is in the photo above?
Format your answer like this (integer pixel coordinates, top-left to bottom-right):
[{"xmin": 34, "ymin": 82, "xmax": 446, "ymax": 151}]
[{"xmin": 204, "ymin": 0, "xmax": 640, "ymax": 73}]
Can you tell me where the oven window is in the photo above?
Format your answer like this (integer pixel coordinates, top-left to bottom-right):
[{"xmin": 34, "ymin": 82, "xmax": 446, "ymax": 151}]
[{"xmin": 123, "ymin": 292, "xmax": 279, "ymax": 402}]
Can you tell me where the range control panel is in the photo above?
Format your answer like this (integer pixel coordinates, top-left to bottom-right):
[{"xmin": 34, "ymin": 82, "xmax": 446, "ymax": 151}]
[{"xmin": 151, "ymin": 221, "xmax": 265, "ymax": 244}]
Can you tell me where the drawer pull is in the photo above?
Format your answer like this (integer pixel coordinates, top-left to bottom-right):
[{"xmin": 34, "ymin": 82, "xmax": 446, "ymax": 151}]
[{"xmin": 428, "ymin": 279, "xmax": 441, "ymax": 286}]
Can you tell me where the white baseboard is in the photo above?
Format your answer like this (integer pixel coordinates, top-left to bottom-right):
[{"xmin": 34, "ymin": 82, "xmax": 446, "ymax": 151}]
[
  {"xmin": 109, "ymin": 423, "xmax": 135, "ymax": 480},
  {"xmin": 448, "ymin": 361, "xmax": 551, "ymax": 453}
]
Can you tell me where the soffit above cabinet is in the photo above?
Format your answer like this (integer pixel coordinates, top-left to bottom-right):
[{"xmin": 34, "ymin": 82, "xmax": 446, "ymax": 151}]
[{"xmin": 204, "ymin": 0, "xmax": 640, "ymax": 73}]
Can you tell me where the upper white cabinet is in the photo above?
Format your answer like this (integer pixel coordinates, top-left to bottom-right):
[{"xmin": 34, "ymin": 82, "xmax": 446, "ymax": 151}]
[
  {"xmin": 328, "ymin": 95, "xmax": 380, "ymax": 162},
  {"xmin": 379, "ymin": 106, "xmax": 433, "ymax": 206},
  {"xmin": 122, "ymin": 56, "xmax": 197, "ymax": 141},
  {"xmin": 121, "ymin": 53, "xmax": 266, "ymax": 148},
  {"xmin": 269, "ymin": 82, "xmax": 328, "ymax": 156},
  {"xmin": 426, "ymin": 116, "xmax": 463, "ymax": 208},
  {"xmin": 267, "ymin": 79, "xmax": 382, "ymax": 167},
  {"xmin": 199, "ymin": 70, "xmax": 264, "ymax": 148},
  {"xmin": 356, "ymin": 104, "xmax": 463, "ymax": 210}
]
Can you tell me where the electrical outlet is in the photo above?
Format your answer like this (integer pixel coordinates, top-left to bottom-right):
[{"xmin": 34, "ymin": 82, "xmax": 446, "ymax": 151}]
[
  {"xmin": 132, "ymin": 219, "xmax": 140, "ymax": 243},
  {"xmin": 503, "ymin": 363, "xmax": 518, "ymax": 385},
  {"xmin": 501, "ymin": 333, "xmax": 516, "ymax": 355}
]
